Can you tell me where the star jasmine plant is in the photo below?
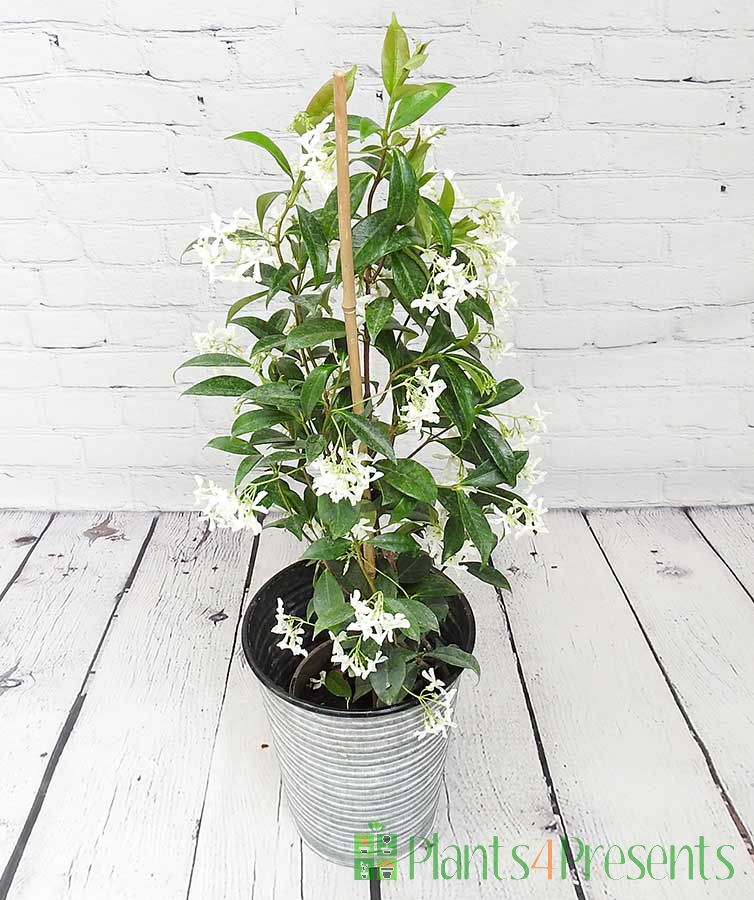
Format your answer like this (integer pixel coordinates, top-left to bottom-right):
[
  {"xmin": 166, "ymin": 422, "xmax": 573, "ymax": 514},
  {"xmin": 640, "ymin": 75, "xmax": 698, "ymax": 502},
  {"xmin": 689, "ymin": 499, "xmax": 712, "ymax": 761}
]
[{"xmin": 180, "ymin": 15, "xmax": 548, "ymax": 735}]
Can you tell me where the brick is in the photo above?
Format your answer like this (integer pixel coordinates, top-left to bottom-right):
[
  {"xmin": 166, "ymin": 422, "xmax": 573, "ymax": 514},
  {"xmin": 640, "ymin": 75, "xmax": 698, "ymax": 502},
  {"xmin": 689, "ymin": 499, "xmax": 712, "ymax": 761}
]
[
  {"xmin": 80, "ymin": 225, "xmax": 164, "ymax": 264},
  {"xmin": 173, "ymin": 134, "xmax": 252, "ymax": 176},
  {"xmin": 439, "ymin": 131, "xmax": 517, "ymax": 176},
  {"xmin": 0, "ymin": 392, "xmax": 44, "ymax": 428},
  {"xmin": 122, "ymin": 390, "xmax": 197, "ymax": 428},
  {"xmin": 29, "ymin": 310, "xmax": 107, "ymax": 348},
  {"xmin": 146, "ymin": 36, "xmax": 231, "ymax": 82},
  {"xmin": 55, "ymin": 471, "xmax": 130, "ymax": 508},
  {"xmin": 505, "ymin": 32, "xmax": 596, "ymax": 75},
  {"xmin": 58, "ymin": 350, "xmax": 183, "ymax": 387},
  {"xmin": 3, "ymin": 0, "xmax": 104, "ymax": 24},
  {"xmin": 0, "ymin": 179, "xmax": 42, "ymax": 219},
  {"xmin": 559, "ymin": 178, "xmax": 723, "ymax": 220},
  {"xmin": 0, "ymin": 470, "xmax": 57, "ymax": 507},
  {"xmin": 106, "ymin": 310, "xmax": 191, "ymax": 348},
  {"xmin": 0, "ymin": 310, "xmax": 30, "ymax": 345},
  {"xmin": 581, "ymin": 224, "xmax": 665, "ymax": 264},
  {"xmin": 1, "ymin": 266, "xmax": 42, "ymax": 306},
  {"xmin": 41, "ymin": 265, "xmax": 206, "ymax": 308},
  {"xmin": 533, "ymin": 0, "xmax": 659, "ymax": 29},
  {"xmin": 667, "ymin": 223, "xmax": 754, "ymax": 266},
  {"xmin": 128, "ymin": 471, "xmax": 197, "ymax": 510},
  {"xmin": 693, "ymin": 38, "xmax": 754, "ymax": 82},
  {"xmin": 581, "ymin": 472, "xmax": 665, "ymax": 506},
  {"xmin": 297, "ymin": 0, "xmax": 466, "ymax": 27},
  {"xmin": 88, "ymin": 130, "xmax": 169, "ymax": 174},
  {"xmin": 663, "ymin": 470, "xmax": 745, "ymax": 505},
  {"xmin": 702, "ymin": 436, "xmax": 754, "ymax": 468},
  {"xmin": 83, "ymin": 433, "xmax": 203, "ymax": 467},
  {"xmin": 0, "ymin": 132, "xmax": 81, "ymax": 174},
  {"xmin": 0, "ymin": 433, "xmax": 82, "ymax": 466},
  {"xmin": 601, "ymin": 37, "xmax": 694, "ymax": 80},
  {"xmin": 694, "ymin": 135, "xmax": 754, "ymax": 175},
  {"xmin": 112, "ymin": 0, "xmax": 293, "ymax": 29},
  {"xmin": 610, "ymin": 133, "xmax": 695, "ymax": 175},
  {"xmin": 560, "ymin": 84, "xmax": 728, "ymax": 128},
  {"xmin": 0, "ymin": 32, "xmax": 52, "ymax": 77},
  {"xmin": 514, "ymin": 312, "xmax": 590, "ymax": 349},
  {"xmin": 60, "ymin": 30, "xmax": 146, "ymax": 75},
  {"xmin": 666, "ymin": 0, "xmax": 752, "ymax": 31},
  {"xmin": 548, "ymin": 436, "xmax": 702, "ymax": 471},
  {"xmin": 514, "ymin": 224, "xmax": 580, "ymax": 265},
  {"xmin": 593, "ymin": 310, "xmax": 676, "ymax": 348},
  {"xmin": 517, "ymin": 132, "xmax": 609, "ymax": 176},
  {"xmin": 533, "ymin": 348, "xmax": 688, "ymax": 389},
  {"xmin": 47, "ymin": 179, "xmax": 207, "ymax": 222},
  {"xmin": 433, "ymin": 82, "xmax": 555, "ymax": 127},
  {"xmin": 44, "ymin": 389, "xmax": 120, "ymax": 428},
  {"xmin": 675, "ymin": 305, "xmax": 753, "ymax": 342},
  {"xmin": 0, "ymin": 222, "xmax": 81, "ymax": 262}
]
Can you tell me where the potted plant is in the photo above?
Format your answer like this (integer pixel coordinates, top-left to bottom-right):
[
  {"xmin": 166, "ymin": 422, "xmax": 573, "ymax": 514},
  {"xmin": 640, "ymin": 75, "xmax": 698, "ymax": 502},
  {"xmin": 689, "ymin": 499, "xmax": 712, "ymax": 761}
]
[{"xmin": 180, "ymin": 14, "xmax": 548, "ymax": 867}]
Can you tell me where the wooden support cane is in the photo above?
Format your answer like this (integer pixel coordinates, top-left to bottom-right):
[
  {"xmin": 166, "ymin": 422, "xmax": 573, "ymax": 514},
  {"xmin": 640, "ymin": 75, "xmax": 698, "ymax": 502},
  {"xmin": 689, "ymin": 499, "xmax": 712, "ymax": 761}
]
[{"xmin": 333, "ymin": 70, "xmax": 376, "ymax": 581}]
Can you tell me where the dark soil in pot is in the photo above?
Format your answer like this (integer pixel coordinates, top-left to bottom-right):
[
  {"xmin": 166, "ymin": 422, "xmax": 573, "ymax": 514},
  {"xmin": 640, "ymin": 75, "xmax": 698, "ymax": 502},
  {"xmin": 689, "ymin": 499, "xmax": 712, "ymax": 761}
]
[{"xmin": 242, "ymin": 560, "xmax": 475, "ymax": 717}]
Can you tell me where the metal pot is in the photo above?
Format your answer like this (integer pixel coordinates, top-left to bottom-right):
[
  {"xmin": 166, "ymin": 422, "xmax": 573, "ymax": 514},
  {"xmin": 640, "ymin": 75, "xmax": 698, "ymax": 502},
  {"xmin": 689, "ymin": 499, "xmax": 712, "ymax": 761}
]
[{"xmin": 241, "ymin": 560, "xmax": 476, "ymax": 867}]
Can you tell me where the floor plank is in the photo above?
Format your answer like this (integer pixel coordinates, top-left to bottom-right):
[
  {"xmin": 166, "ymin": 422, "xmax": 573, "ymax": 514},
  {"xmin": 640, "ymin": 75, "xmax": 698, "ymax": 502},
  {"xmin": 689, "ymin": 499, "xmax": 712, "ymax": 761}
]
[
  {"xmin": 187, "ymin": 529, "xmax": 356, "ymax": 900},
  {"xmin": 5, "ymin": 513, "xmax": 255, "ymax": 900},
  {"xmin": 0, "ymin": 511, "xmax": 154, "ymax": 876},
  {"xmin": 385, "ymin": 566, "xmax": 576, "ymax": 900},
  {"xmin": 688, "ymin": 505, "xmax": 754, "ymax": 600},
  {"xmin": 493, "ymin": 510, "xmax": 754, "ymax": 898},
  {"xmin": 0, "ymin": 510, "xmax": 52, "ymax": 596},
  {"xmin": 587, "ymin": 507, "xmax": 754, "ymax": 845}
]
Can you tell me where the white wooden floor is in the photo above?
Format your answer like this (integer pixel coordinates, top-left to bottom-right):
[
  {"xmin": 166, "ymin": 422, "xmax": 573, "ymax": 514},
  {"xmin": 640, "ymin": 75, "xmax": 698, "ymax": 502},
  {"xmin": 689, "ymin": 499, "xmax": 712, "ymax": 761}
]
[{"xmin": 1, "ymin": 508, "xmax": 754, "ymax": 899}]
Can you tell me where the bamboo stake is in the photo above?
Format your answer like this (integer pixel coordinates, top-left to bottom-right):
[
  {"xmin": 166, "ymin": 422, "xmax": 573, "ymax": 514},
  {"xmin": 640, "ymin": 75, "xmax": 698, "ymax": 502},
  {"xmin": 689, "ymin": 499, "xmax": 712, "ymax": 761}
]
[{"xmin": 333, "ymin": 70, "xmax": 376, "ymax": 582}]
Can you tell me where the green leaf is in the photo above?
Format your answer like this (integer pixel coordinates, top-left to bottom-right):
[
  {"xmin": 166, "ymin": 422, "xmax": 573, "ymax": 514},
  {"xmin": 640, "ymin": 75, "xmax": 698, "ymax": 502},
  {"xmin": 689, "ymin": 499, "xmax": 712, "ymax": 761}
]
[
  {"xmin": 313, "ymin": 569, "xmax": 349, "ymax": 623},
  {"xmin": 285, "ymin": 317, "xmax": 345, "ymax": 351},
  {"xmin": 227, "ymin": 131, "xmax": 294, "ymax": 180},
  {"xmin": 177, "ymin": 353, "xmax": 250, "ymax": 371},
  {"xmin": 438, "ymin": 176, "xmax": 455, "ymax": 217},
  {"xmin": 425, "ymin": 644, "xmax": 480, "ymax": 679},
  {"xmin": 296, "ymin": 205, "xmax": 329, "ymax": 286},
  {"xmin": 301, "ymin": 537, "xmax": 351, "ymax": 560},
  {"xmin": 381, "ymin": 12, "xmax": 410, "ymax": 96},
  {"xmin": 420, "ymin": 197, "xmax": 453, "ymax": 255},
  {"xmin": 183, "ymin": 376, "xmax": 255, "ymax": 397},
  {"xmin": 380, "ymin": 459, "xmax": 437, "ymax": 505},
  {"xmin": 439, "ymin": 358, "xmax": 476, "ymax": 437},
  {"xmin": 317, "ymin": 494, "xmax": 362, "ymax": 539},
  {"xmin": 256, "ymin": 190, "xmax": 284, "ymax": 229},
  {"xmin": 225, "ymin": 290, "xmax": 267, "ymax": 324},
  {"xmin": 304, "ymin": 434, "xmax": 326, "ymax": 463},
  {"xmin": 476, "ymin": 418, "xmax": 517, "ymax": 486},
  {"xmin": 390, "ymin": 250, "xmax": 428, "ymax": 302},
  {"xmin": 410, "ymin": 572, "xmax": 461, "ymax": 599},
  {"xmin": 387, "ymin": 150, "xmax": 419, "ymax": 224},
  {"xmin": 266, "ymin": 262, "xmax": 297, "ymax": 300},
  {"xmin": 485, "ymin": 378, "xmax": 524, "ymax": 407},
  {"xmin": 305, "ymin": 65, "xmax": 357, "ymax": 124},
  {"xmin": 384, "ymin": 597, "xmax": 439, "ymax": 641},
  {"xmin": 337, "ymin": 410, "xmax": 395, "ymax": 462},
  {"xmin": 367, "ymin": 532, "xmax": 418, "ymax": 554},
  {"xmin": 352, "ymin": 209, "xmax": 395, "ymax": 271},
  {"xmin": 235, "ymin": 454, "xmax": 263, "ymax": 488},
  {"xmin": 370, "ymin": 649, "xmax": 408, "ymax": 705},
  {"xmin": 442, "ymin": 512, "xmax": 465, "ymax": 562},
  {"xmin": 464, "ymin": 561, "xmax": 511, "ymax": 591},
  {"xmin": 390, "ymin": 83, "xmax": 454, "ymax": 132},
  {"xmin": 325, "ymin": 670, "xmax": 352, "ymax": 700},
  {"xmin": 207, "ymin": 436, "xmax": 253, "ymax": 455},
  {"xmin": 365, "ymin": 296, "xmax": 394, "ymax": 342},
  {"xmin": 242, "ymin": 383, "xmax": 301, "ymax": 410},
  {"xmin": 322, "ymin": 172, "xmax": 372, "ymax": 239},
  {"xmin": 231, "ymin": 409, "xmax": 288, "ymax": 437},
  {"xmin": 457, "ymin": 491, "xmax": 494, "ymax": 563},
  {"xmin": 301, "ymin": 363, "xmax": 336, "ymax": 416}
]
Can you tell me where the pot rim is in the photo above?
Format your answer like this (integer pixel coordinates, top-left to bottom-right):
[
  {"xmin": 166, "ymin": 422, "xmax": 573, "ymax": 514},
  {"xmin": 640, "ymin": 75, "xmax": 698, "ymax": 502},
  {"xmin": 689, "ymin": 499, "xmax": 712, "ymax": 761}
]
[{"xmin": 242, "ymin": 559, "xmax": 476, "ymax": 719}]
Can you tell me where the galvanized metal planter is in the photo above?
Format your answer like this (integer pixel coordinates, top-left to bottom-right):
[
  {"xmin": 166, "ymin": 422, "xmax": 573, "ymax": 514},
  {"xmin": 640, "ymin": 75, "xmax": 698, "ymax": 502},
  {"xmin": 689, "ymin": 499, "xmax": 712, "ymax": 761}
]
[{"xmin": 241, "ymin": 561, "xmax": 475, "ymax": 867}]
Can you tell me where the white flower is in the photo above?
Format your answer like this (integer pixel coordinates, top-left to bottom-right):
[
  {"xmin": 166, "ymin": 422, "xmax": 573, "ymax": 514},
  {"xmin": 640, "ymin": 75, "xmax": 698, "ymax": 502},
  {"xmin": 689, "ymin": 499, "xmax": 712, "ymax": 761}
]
[
  {"xmin": 414, "ymin": 507, "xmax": 479, "ymax": 572},
  {"xmin": 330, "ymin": 630, "xmax": 388, "ymax": 680},
  {"xmin": 520, "ymin": 456, "xmax": 547, "ymax": 486},
  {"xmin": 415, "ymin": 671, "xmax": 457, "ymax": 740},
  {"xmin": 413, "ymin": 251, "xmax": 481, "ymax": 315},
  {"xmin": 483, "ymin": 333, "xmax": 515, "ymax": 361},
  {"xmin": 400, "ymin": 364, "xmax": 446, "ymax": 435},
  {"xmin": 347, "ymin": 590, "xmax": 411, "ymax": 646},
  {"xmin": 193, "ymin": 476, "xmax": 265, "ymax": 534},
  {"xmin": 297, "ymin": 115, "xmax": 337, "ymax": 194},
  {"xmin": 271, "ymin": 598, "xmax": 309, "ymax": 657},
  {"xmin": 308, "ymin": 441, "xmax": 383, "ymax": 506},
  {"xmin": 192, "ymin": 208, "xmax": 274, "ymax": 283},
  {"xmin": 310, "ymin": 670, "xmax": 327, "ymax": 690},
  {"xmin": 347, "ymin": 517, "xmax": 375, "ymax": 541},
  {"xmin": 489, "ymin": 493, "xmax": 549, "ymax": 541},
  {"xmin": 193, "ymin": 321, "xmax": 244, "ymax": 356}
]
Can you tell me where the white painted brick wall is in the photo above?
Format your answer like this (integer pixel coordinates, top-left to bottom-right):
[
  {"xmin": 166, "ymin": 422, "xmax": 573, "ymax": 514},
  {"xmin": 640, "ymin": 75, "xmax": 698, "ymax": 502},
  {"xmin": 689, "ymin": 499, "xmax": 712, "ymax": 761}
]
[{"xmin": 1, "ymin": 0, "xmax": 753, "ymax": 511}]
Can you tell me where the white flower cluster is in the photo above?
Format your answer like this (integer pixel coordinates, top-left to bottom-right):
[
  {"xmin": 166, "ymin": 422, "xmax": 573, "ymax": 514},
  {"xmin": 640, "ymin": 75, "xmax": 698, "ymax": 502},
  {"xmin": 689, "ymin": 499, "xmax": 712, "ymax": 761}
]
[
  {"xmin": 490, "ymin": 494, "xmax": 549, "ymax": 541},
  {"xmin": 297, "ymin": 115, "xmax": 337, "ymax": 195},
  {"xmin": 400, "ymin": 364, "xmax": 446, "ymax": 435},
  {"xmin": 416, "ymin": 667, "xmax": 457, "ymax": 739},
  {"xmin": 193, "ymin": 476, "xmax": 265, "ymax": 534},
  {"xmin": 193, "ymin": 209, "xmax": 274, "ymax": 283},
  {"xmin": 308, "ymin": 442, "xmax": 382, "ymax": 506},
  {"xmin": 413, "ymin": 250, "xmax": 480, "ymax": 315},
  {"xmin": 347, "ymin": 590, "xmax": 410, "ymax": 646},
  {"xmin": 271, "ymin": 598, "xmax": 309, "ymax": 657},
  {"xmin": 414, "ymin": 507, "xmax": 478, "ymax": 571},
  {"xmin": 499, "ymin": 402, "xmax": 550, "ymax": 451},
  {"xmin": 193, "ymin": 321, "xmax": 244, "ymax": 357},
  {"xmin": 330, "ymin": 630, "xmax": 387, "ymax": 680}
]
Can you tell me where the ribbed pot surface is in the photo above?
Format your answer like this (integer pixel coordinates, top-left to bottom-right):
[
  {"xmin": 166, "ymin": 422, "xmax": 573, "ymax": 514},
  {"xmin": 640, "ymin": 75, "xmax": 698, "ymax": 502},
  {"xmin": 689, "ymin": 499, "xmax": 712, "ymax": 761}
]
[{"xmin": 242, "ymin": 561, "xmax": 475, "ymax": 867}]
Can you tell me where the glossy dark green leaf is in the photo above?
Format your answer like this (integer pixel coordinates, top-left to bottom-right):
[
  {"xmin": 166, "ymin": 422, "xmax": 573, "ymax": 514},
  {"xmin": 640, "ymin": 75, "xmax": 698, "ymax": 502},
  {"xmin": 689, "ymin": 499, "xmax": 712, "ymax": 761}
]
[
  {"xmin": 325, "ymin": 670, "xmax": 352, "ymax": 699},
  {"xmin": 367, "ymin": 532, "xmax": 419, "ymax": 553},
  {"xmin": 183, "ymin": 376, "xmax": 255, "ymax": 397},
  {"xmin": 438, "ymin": 176, "xmax": 455, "ymax": 217},
  {"xmin": 305, "ymin": 65, "xmax": 356, "ymax": 124},
  {"xmin": 352, "ymin": 210, "xmax": 395, "ymax": 271},
  {"xmin": 464, "ymin": 561, "xmax": 511, "ymax": 591},
  {"xmin": 227, "ymin": 131, "xmax": 294, "ymax": 180},
  {"xmin": 317, "ymin": 494, "xmax": 362, "ymax": 539},
  {"xmin": 231, "ymin": 409, "xmax": 288, "ymax": 437},
  {"xmin": 387, "ymin": 150, "xmax": 418, "ymax": 224},
  {"xmin": 390, "ymin": 82, "xmax": 454, "ymax": 132},
  {"xmin": 337, "ymin": 410, "xmax": 396, "ymax": 462},
  {"xmin": 425, "ymin": 644, "xmax": 481, "ymax": 679},
  {"xmin": 390, "ymin": 250, "xmax": 428, "ymax": 302},
  {"xmin": 322, "ymin": 172, "xmax": 373, "ymax": 239},
  {"xmin": 206, "ymin": 436, "xmax": 253, "ymax": 455},
  {"xmin": 285, "ymin": 317, "xmax": 345, "ymax": 351},
  {"xmin": 177, "ymin": 353, "xmax": 250, "ymax": 371},
  {"xmin": 476, "ymin": 418, "xmax": 517, "ymax": 486},
  {"xmin": 420, "ymin": 197, "xmax": 453, "ymax": 255},
  {"xmin": 296, "ymin": 205, "xmax": 329, "ymax": 286},
  {"xmin": 242, "ymin": 383, "xmax": 301, "ymax": 410},
  {"xmin": 235, "ymin": 454, "xmax": 263, "ymax": 488},
  {"xmin": 484, "ymin": 378, "xmax": 524, "ymax": 407},
  {"xmin": 380, "ymin": 459, "xmax": 437, "ymax": 505},
  {"xmin": 439, "ymin": 358, "xmax": 476, "ymax": 437},
  {"xmin": 457, "ymin": 491, "xmax": 494, "ymax": 563},
  {"xmin": 256, "ymin": 190, "xmax": 284, "ymax": 229},
  {"xmin": 370, "ymin": 648, "xmax": 408, "ymax": 705},
  {"xmin": 301, "ymin": 363, "xmax": 337, "ymax": 416},
  {"xmin": 384, "ymin": 596, "xmax": 439, "ymax": 640},
  {"xmin": 266, "ymin": 262, "xmax": 297, "ymax": 300},
  {"xmin": 313, "ymin": 568, "xmax": 349, "ymax": 622},
  {"xmin": 301, "ymin": 537, "xmax": 351, "ymax": 560},
  {"xmin": 225, "ymin": 291, "xmax": 267, "ymax": 324},
  {"xmin": 365, "ymin": 296, "xmax": 394, "ymax": 342}
]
